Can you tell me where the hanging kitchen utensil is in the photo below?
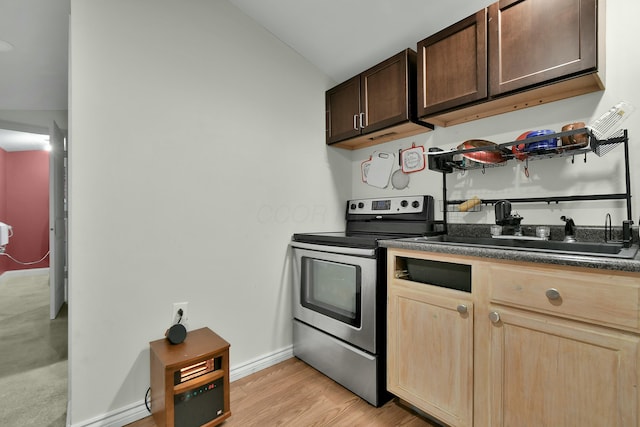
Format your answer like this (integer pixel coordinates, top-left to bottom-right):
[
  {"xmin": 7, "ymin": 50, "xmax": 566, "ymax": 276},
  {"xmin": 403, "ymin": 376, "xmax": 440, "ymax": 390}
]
[
  {"xmin": 366, "ymin": 151, "xmax": 395, "ymax": 188},
  {"xmin": 457, "ymin": 139, "xmax": 506, "ymax": 165},
  {"xmin": 391, "ymin": 149, "xmax": 410, "ymax": 190},
  {"xmin": 400, "ymin": 143, "xmax": 426, "ymax": 173},
  {"xmin": 559, "ymin": 122, "xmax": 588, "ymax": 151},
  {"xmin": 511, "ymin": 131, "xmax": 532, "ymax": 161},
  {"xmin": 524, "ymin": 130, "xmax": 557, "ymax": 153},
  {"xmin": 391, "ymin": 169, "xmax": 410, "ymax": 189},
  {"xmin": 361, "ymin": 156, "xmax": 372, "ymax": 183}
]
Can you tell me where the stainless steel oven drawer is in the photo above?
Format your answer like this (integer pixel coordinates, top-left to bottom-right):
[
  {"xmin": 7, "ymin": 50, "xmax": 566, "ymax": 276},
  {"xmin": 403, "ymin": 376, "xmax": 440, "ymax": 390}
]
[{"xmin": 293, "ymin": 319, "xmax": 384, "ymax": 407}]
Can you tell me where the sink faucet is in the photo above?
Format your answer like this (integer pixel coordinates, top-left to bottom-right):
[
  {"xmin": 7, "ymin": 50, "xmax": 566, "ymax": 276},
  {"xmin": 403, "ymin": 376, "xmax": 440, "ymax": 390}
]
[
  {"xmin": 622, "ymin": 220, "xmax": 634, "ymax": 248},
  {"xmin": 495, "ymin": 200, "xmax": 523, "ymax": 235},
  {"xmin": 561, "ymin": 216, "xmax": 576, "ymax": 242}
]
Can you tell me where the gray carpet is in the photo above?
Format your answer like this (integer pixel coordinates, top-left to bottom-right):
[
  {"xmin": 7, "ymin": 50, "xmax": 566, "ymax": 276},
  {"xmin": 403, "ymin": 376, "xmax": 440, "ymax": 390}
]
[{"xmin": 0, "ymin": 272, "xmax": 67, "ymax": 426}]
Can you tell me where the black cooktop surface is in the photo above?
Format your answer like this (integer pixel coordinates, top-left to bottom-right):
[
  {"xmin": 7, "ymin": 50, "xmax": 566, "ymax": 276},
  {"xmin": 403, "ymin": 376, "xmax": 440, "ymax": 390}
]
[{"xmin": 292, "ymin": 231, "xmax": 417, "ymax": 249}]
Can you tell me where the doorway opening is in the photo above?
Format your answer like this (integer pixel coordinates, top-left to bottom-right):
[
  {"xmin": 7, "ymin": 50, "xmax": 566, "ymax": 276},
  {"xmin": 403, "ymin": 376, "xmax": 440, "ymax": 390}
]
[{"xmin": 0, "ymin": 120, "xmax": 68, "ymax": 317}]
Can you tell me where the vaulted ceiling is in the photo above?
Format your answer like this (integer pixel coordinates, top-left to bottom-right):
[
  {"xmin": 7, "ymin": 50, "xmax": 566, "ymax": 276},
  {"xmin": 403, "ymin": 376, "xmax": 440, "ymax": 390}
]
[{"xmin": 228, "ymin": 0, "xmax": 492, "ymax": 85}]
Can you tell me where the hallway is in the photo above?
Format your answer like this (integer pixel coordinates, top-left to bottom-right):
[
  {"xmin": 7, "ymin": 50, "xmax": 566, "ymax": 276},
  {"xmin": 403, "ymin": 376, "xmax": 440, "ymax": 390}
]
[{"xmin": 0, "ymin": 271, "xmax": 67, "ymax": 426}]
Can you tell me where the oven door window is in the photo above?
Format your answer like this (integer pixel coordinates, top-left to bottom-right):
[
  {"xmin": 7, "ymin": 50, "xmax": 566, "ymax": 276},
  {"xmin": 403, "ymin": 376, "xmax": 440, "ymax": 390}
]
[{"xmin": 300, "ymin": 257, "xmax": 361, "ymax": 328}]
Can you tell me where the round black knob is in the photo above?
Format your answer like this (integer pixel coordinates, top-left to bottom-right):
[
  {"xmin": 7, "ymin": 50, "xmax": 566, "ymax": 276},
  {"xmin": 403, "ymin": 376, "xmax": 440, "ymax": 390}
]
[
  {"xmin": 358, "ymin": 202, "xmax": 364, "ymax": 209},
  {"xmin": 350, "ymin": 203, "xmax": 356, "ymax": 210},
  {"xmin": 400, "ymin": 200, "xmax": 408, "ymax": 208},
  {"xmin": 412, "ymin": 201, "xmax": 420, "ymax": 208}
]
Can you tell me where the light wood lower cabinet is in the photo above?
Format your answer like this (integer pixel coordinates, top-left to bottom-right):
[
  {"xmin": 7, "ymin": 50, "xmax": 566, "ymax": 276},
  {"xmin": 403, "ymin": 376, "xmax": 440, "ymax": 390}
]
[
  {"xmin": 387, "ymin": 262, "xmax": 473, "ymax": 427},
  {"xmin": 387, "ymin": 248, "xmax": 640, "ymax": 427},
  {"xmin": 488, "ymin": 306, "xmax": 639, "ymax": 427}
]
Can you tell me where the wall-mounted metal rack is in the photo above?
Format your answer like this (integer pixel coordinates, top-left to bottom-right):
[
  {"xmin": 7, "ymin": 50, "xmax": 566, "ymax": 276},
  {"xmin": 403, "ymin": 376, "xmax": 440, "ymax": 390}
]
[{"xmin": 430, "ymin": 129, "xmax": 632, "ymax": 230}]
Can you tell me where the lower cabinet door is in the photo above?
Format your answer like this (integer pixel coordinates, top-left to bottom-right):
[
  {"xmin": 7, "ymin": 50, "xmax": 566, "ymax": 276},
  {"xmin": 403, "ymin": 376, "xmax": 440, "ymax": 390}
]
[
  {"xmin": 387, "ymin": 281, "xmax": 473, "ymax": 427},
  {"xmin": 488, "ymin": 307, "xmax": 639, "ymax": 427}
]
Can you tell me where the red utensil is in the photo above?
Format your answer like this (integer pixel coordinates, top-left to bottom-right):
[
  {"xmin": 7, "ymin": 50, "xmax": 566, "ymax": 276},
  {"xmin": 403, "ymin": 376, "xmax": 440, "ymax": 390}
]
[{"xmin": 511, "ymin": 131, "xmax": 532, "ymax": 161}]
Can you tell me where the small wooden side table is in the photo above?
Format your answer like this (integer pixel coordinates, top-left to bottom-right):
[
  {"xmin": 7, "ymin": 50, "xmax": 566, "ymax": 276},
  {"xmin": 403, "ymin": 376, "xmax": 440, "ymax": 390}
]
[{"xmin": 150, "ymin": 327, "xmax": 231, "ymax": 427}]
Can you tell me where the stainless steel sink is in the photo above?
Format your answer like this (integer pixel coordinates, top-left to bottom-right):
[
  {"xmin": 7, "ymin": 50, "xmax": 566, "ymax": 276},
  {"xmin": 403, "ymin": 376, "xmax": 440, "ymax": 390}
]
[{"xmin": 413, "ymin": 235, "xmax": 639, "ymax": 259}]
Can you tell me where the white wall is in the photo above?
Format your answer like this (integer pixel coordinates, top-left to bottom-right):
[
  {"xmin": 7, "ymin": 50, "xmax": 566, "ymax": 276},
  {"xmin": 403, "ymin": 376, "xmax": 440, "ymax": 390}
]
[
  {"xmin": 69, "ymin": 0, "xmax": 348, "ymax": 424},
  {"xmin": 351, "ymin": 0, "xmax": 640, "ymax": 228},
  {"xmin": 68, "ymin": 0, "xmax": 640, "ymax": 424}
]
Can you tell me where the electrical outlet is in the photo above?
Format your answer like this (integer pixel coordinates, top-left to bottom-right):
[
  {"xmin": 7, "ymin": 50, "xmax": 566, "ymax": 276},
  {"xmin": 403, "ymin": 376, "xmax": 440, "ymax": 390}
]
[{"xmin": 171, "ymin": 302, "xmax": 189, "ymax": 326}]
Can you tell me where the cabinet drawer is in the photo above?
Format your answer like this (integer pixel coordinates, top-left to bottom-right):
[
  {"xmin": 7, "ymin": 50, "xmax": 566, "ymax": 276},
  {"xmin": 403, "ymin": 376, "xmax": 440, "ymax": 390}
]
[{"xmin": 489, "ymin": 264, "xmax": 640, "ymax": 332}]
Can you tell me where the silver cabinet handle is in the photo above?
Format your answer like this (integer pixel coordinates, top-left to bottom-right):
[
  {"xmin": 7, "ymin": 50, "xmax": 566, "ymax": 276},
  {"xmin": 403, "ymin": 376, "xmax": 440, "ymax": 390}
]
[
  {"xmin": 353, "ymin": 114, "xmax": 359, "ymax": 130},
  {"xmin": 360, "ymin": 112, "xmax": 366, "ymax": 129},
  {"xmin": 489, "ymin": 311, "xmax": 501, "ymax": 323},
  {"xmin": 545, "ymin": 288, "xmax": 561, "ymax": 300},
  {"xmin": 456, "ymin": 304, "xmax": 468, "ymax": 314}
]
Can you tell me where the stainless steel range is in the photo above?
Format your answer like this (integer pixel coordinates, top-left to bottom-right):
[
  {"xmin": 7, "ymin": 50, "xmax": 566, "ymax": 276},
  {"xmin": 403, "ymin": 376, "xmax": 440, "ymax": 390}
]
[{"xmin": 290, "ymin": 195, "xmax": 437, "ymax": 406}]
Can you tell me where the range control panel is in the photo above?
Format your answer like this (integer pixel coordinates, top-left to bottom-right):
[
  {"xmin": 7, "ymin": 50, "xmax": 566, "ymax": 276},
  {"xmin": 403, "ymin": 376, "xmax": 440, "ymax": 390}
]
[{"xmin": 347, "ymin": 196, "xmax": 427, "ymax": 215}]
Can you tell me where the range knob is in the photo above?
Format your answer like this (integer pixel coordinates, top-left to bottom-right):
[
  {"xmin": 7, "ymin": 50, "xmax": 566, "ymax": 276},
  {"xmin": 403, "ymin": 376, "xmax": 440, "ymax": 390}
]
[
  {"xmin": 358, "ymin": 202, "xmax": 364, "ymax": 209},
  {"xmin": 400, "ymin": 200, "xmax": 408, "ymax": 208},
  {"xmin": 350, "ymin": 203, "xmax": 356, "ymax": 210},
  {"xmin": 412, "ymin": 201, "xmax": 420, "ymax": 209}
]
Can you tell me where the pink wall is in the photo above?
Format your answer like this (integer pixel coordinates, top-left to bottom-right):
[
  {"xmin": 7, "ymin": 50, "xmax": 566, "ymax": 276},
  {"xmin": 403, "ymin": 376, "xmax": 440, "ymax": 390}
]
[
  {"xmin": 1, "ymin": 150, "xmax": 50, "ymax": 273},
  {"xmin": 0, "ymin": 148, "xmax": 7, "ymax": 271}
]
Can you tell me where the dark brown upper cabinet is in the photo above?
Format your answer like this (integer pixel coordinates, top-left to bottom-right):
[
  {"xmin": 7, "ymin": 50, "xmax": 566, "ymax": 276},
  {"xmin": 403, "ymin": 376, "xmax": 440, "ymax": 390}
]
[
  {"xmin": 419, "ymin": 0, "xmax": 604, "ymax": 127},
  {"xmin": 489, "ymin": 0, "xmax": 597, "ymax": 95},
  {"xmin": 325, "ymin": 76, "xmax": 362, "ymax": 144},
  {"xmin": 326, "ymin": 49, "xmax": 433, "ymax": 150},
  {"xmin": 417, "ymin": 9, "xmax": 488, "ymax": 118}
]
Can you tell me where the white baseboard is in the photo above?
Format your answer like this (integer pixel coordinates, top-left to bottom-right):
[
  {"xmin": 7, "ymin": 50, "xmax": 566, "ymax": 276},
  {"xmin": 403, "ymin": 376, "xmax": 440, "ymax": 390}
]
[
  {"xmin": 229, "ymin": 345, "xmax": 293, "ymax": 382},
  {"xmin": 68, "ymin": 345, "xmax": 294, "ymax": 427},
  {"xmin": 68, "ymin": 400, "xmax": 149, "ymax": 427}
]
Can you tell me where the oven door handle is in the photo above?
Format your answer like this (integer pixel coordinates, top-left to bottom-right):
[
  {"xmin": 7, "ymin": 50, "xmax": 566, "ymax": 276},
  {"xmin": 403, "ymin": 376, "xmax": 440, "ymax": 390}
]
[{"xmin": 290, "ymin": 241, "xmax": 376, "ymax": 257}]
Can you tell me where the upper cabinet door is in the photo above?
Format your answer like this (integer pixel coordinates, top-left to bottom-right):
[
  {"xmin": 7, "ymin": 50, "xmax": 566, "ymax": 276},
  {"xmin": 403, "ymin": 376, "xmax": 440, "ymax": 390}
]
[
  {"xmin": 417, "ymin": 10, "xmax": 488, "ymax": 117},
  {"xmin": 489, "ymin": 0, "xmax": 598, "ymax": 96},
  {"xmin": 326, "ymin": 49, "xmax": 432, "ymax": 149},
  {"xmin": 326, "ymin": 76, "xmax": 361, "ymax": 145},
  {"xmin": 360, "ymin": 50, "xmax": 412, "ymax": 134}
]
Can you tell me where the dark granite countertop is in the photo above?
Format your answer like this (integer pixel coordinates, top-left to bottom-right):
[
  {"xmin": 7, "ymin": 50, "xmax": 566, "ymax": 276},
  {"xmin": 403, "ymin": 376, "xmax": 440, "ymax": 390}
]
[{"xmin": 381, "ymin": 224, "xmax": 640, "ymax": 273}]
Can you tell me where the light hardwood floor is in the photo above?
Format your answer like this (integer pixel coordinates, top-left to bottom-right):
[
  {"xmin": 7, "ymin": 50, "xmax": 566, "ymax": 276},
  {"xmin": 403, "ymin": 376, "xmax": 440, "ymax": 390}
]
[{"xmin": 127, "ymin": 357, "xmax": 441, "ymax": 427}]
